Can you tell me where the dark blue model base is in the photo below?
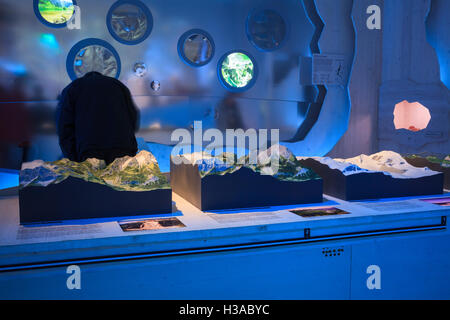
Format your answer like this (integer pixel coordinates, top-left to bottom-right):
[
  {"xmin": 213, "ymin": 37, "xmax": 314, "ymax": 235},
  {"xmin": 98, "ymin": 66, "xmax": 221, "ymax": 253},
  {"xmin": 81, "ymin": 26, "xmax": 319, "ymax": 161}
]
[
  {"xmin": 298, "ymin": 158, "xmax": 444, "ymax": 201},
  {"xmin": 170, "ymin": 157, "xmax": 323, "ymax": 211},
  {"xmin": 404, "ymin": 157, "xmax": 450, "ymax": 190},
  {"xmin": 19, "ymin": 177, "xmax": 172, "ymax": 224}
]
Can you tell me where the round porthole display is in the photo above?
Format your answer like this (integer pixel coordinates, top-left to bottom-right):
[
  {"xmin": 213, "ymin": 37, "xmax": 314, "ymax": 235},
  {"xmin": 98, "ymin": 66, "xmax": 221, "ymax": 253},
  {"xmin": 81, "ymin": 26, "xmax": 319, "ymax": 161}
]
[
  {"xmin": 218, "ymin": 51, "xmax": 257, "ymax": 91},
  {"xmin": 33, "ymin": 0, "xmax": 76, "ymax": 28},
  {"xmin": 246, "ymin": 9, "xmax": 287, "ymax": 51},
  {"xmin": 66, "ymin": 39, "xmax": 121, "ymax": 80},
  {"xmin": 178, "ymin": 29, "xmax": 215, "ymax": 67},
  {"xmin": 107, "ymin": 0, "xmax": 153, "ymax": 45}
]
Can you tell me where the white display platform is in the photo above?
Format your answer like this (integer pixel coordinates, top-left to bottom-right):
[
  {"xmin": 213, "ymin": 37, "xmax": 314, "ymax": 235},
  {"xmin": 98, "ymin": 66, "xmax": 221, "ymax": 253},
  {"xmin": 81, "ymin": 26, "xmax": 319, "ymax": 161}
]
[{"xmin": 0, "ymin": 192, "xmax": 448, "ymax": 268}]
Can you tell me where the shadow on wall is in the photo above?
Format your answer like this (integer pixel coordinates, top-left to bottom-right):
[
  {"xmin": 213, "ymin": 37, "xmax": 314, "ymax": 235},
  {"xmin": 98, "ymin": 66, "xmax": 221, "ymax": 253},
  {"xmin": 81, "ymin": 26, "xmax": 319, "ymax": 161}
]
[
  {"xmin": 0, "ymin": 78, "xmax": 32, "ymax": 170},
  {"xmin": 378, "ymin": 0, "xmax": 449, "ymax": 157},
  {"xmin": 0, "ymin": 3, "xmax": 62, "ymax": 169},
  {"xmin": 0, "ymin": 76, "xmax": 60, "ymax": 169}
]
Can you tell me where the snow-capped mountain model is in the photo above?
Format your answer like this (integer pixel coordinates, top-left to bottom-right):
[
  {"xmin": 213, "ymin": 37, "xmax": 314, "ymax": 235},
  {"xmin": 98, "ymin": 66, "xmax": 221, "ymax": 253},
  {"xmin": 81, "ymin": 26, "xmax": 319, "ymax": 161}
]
[
  {"xmin": 20, "ymin": 150, "xmax": 169, "ymax": 191},
  {"xmin": 297, "ymin": 150, "xmax": 444, "ymax": 200},
  {"xmin": 301, "ymin": 151, "xmax": 441, "ymax": 179}
]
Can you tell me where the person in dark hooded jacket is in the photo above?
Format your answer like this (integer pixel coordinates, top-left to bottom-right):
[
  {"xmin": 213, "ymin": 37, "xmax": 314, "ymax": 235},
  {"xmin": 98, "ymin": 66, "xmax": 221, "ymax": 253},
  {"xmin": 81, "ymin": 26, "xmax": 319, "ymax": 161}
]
[{"xmin": 57, "ymin": 71, "xmax": 139, "ymax": 165}]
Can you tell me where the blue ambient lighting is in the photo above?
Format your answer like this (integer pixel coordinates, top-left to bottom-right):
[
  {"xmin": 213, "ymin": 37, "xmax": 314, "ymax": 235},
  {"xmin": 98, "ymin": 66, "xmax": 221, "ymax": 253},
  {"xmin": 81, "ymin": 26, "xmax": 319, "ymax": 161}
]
[
  {"xmin": 0, "ymin": 170, "xmax": 19, "ymax": 190},
  {"xmin": 0, "ymin": 59, "xmax": 27, "ymax": 76},
  {"xmin": 39, "ymin": 33, "xmax": 60, "ymax": 52}
]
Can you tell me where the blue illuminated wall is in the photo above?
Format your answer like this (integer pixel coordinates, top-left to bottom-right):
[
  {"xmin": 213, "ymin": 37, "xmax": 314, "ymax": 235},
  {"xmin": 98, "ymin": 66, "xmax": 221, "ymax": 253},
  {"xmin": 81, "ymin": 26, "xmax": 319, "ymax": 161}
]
[
  {"xmin": 285, "ymin": 0, "xmax": 355, "ymax": 157},
  {"xmin": 1, "ymin": 0, "xmax": 446, "ymax": 170},
  {"xmin": 0, "ymin": 169, "xmax": 18, "ymax": 190},
  {"xmin": 0, "ymin": 0, "xmax": 360, "ymax": 170},
  {"xmin": 378, "ymin": 0, "xmax": 449, "ymax": 156},
  {"xmin": 426, "ymin": 0, "xmax": 450, "ymax": 90}
]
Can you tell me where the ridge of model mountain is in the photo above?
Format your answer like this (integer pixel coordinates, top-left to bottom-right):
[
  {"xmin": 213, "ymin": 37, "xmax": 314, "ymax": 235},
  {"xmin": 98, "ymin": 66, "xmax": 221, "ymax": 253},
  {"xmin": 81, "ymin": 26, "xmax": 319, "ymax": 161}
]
[
  {"xmin": 19, "ymin": 150, "xmax": 169, "ymax": 191},
  {"xmin": 306, "ymin": 150, "xmax": 441, "ymax": 179},
  {"xmin": 179, "ymin": 144, "xmax": 320, "ymax": 181}
]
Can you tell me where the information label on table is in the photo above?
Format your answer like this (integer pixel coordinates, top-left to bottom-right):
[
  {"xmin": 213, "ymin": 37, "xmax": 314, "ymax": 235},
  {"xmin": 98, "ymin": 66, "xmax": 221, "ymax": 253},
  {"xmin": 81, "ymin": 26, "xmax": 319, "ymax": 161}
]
[
  {"xmin": 16, "ymin": 223, "xmax": 116, "ymax": 242},
  {"xmin": 353, "ymin": 200, "xmax": 437, "ymax": 213},
  {"xmin": 207, "ymin": 211, "xmax": 285, "ymax": 224}
]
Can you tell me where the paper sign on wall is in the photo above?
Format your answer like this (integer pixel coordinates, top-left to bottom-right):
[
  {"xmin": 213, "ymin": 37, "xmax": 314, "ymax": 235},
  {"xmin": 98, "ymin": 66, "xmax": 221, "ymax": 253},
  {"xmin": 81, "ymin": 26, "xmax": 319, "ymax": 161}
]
[{"xmin": 312, "ymin": 54, "xmax": 346, "ymax": 85}]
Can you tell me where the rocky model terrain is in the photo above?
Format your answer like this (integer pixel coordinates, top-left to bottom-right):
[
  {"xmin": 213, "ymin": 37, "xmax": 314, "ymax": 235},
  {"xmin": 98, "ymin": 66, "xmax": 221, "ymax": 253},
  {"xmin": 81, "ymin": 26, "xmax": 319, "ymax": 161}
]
[
  {"xmin": 181, "ymin": 145, "xmax": 320, "ymax": 182},
  {"xmin": 20, "ymin": 150, "xmax": 170, "ymax": 192},
  {"xmin": 404, "ymin": 154, "xmax": 450, "ymax": 167}
]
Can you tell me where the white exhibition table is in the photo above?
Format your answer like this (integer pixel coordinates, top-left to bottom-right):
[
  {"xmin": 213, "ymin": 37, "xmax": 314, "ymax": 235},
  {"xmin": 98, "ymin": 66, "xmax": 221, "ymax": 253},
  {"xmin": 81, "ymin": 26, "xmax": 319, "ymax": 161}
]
[{"xmin": 0, "ymin": 190, "xmax": 449, "ymax": 299}]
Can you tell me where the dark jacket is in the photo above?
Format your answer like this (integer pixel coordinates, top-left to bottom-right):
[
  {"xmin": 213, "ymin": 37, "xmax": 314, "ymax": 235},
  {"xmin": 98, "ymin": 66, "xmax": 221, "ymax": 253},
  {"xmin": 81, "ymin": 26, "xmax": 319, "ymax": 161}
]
[{"xmin": 57, "ymin": 72, "xmax": 138, "ymax": 162}]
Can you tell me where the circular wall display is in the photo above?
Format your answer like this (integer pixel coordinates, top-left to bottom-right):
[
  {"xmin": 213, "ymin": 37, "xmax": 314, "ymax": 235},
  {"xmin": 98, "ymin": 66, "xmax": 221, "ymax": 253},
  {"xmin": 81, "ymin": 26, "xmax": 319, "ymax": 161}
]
[
  {"xmin": 106, "ymin": 0, "xmax": 153, "ymax": 45},
  {"xmin": 246, "ymin": 9, "xmax": 288, "ymax": 51},
  {"xmin": 34, "ymin": 0, "xmax": 77, "ymax": 28},
  {"xmin": 66, "ymin": 38, "xmax": 121, "ymax": 80},
  {"xmin": 178, "ymin": 29, "xmax": 215, "ymax": 67},
  {"xmin": 218, "ymin": 51, "xmax": 257, "ymax": 91}
]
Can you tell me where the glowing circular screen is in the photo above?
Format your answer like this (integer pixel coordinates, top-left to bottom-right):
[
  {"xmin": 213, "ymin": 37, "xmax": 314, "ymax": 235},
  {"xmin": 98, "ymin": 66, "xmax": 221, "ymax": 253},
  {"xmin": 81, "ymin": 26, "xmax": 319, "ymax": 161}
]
[
  {"xmin": 220, "ymin": 52, "xmax": 255, "ymax": 89},
  {"xmin": 37, "ymin": 0, "xmax": 75, "ymax": 25}
]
